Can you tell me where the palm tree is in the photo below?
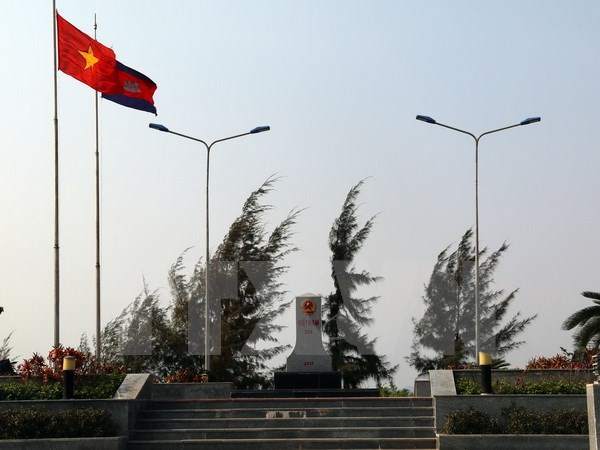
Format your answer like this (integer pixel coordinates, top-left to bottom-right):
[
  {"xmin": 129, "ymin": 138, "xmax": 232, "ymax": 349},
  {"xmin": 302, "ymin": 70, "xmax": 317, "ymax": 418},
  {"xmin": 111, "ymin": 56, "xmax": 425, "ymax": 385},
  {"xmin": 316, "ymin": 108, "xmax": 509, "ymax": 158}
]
[{"xmin": 562, "ymin": 292, "xmax": 600, "ymax": 349}]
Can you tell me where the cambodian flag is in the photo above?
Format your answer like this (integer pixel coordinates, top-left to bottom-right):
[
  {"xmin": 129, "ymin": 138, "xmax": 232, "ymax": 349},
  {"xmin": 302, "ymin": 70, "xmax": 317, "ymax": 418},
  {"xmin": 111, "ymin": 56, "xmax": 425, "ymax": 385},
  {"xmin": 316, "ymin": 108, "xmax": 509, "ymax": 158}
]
[{"xmin": 102, "ymin": 61, "xmax": 157, "ymax": 115}]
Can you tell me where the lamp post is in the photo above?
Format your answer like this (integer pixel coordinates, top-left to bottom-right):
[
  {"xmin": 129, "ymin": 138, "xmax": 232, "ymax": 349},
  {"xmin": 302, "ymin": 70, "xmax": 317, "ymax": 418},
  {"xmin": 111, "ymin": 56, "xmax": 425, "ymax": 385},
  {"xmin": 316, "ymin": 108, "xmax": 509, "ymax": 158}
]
[
  {"xmin": 149, "ymin": 123, "xmax": 270, "ymax": 372},
  {"xmin": 415, "ymin": 115, "xmax": 540, "ymax": 364}
]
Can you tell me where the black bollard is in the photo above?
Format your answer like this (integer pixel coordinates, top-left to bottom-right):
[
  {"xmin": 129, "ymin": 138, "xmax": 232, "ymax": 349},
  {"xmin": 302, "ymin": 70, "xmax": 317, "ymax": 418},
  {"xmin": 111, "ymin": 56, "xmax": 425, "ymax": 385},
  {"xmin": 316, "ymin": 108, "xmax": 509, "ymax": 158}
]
[
  {"xmin": 479, "ymin": 352, "xmax": 492, "ymax": 394},
  {"xmin": 62, "ymin": 356, "xmax": 76, "ymax": 399}
]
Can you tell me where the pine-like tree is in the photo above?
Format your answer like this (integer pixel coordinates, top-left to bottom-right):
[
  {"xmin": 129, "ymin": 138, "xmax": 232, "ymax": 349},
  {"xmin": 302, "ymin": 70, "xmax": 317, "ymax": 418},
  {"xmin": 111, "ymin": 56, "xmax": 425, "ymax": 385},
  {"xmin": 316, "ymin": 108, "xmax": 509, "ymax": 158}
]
[
  {"xmin": 0, "ymin": 307, "xmax": 14, "ymax": 362},
  {"xmin": 323, "ymin": 180, "xmax": 397, "ymax": 388},
  {"xmin": 102, "ymin": 177, "xmax": 299, "ymax": 388},
  {"xmin": 408, "ymin": 229, "xmax": 536, "ymax": 372}
]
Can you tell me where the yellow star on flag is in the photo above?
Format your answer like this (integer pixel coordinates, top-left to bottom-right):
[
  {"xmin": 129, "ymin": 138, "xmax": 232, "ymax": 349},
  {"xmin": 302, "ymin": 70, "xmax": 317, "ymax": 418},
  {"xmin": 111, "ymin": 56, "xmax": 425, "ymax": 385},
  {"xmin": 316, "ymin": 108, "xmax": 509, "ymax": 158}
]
[{"xmin": 78, "ymin": 46, "xmax": 99, "ymax": 70}]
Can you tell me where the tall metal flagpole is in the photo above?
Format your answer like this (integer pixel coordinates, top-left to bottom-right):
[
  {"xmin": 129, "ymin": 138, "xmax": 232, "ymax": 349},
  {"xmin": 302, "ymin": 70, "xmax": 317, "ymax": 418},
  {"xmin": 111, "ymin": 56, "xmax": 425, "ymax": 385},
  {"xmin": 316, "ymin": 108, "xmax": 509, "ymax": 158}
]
[
  {"xmin": 52, "ymin": 0, "xmax": 60, "ymax": 349},
  {"xmin": 94, "ymin": 14, "xmax": 102, "ymax": 362}
]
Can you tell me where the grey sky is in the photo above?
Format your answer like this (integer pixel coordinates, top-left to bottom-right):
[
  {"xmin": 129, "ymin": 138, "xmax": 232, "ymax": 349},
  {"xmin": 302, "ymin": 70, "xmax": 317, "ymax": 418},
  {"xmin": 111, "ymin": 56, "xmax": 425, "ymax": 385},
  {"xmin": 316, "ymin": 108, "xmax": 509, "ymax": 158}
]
[{"xmin": 1, "ymin": 1, "xmax": 599, "ymax": 388}]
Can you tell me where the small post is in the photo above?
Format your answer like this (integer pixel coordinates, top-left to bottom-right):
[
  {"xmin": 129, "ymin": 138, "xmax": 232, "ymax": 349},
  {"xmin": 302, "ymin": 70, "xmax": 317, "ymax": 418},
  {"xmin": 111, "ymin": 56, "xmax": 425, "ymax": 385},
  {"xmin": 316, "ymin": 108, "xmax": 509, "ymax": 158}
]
[
  {"xmin": 479, "ymin": 352, "xmax": 492, "ymax": 394},
  {"xmin": 62, "ymin": 356, "xmax": 76, "ymax": 399}
]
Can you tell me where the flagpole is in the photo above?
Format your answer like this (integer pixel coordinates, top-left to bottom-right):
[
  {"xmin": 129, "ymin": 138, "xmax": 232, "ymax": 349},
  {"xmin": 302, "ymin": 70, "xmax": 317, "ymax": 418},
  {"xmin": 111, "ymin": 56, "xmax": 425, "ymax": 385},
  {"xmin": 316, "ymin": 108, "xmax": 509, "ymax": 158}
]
[
  {"xmin": 94, "ymin": 13, "xmax": 102, "ymax": 363},
  {"xmin": 52, "ymin": 0, "xmax": 60, "ymax": 350}
]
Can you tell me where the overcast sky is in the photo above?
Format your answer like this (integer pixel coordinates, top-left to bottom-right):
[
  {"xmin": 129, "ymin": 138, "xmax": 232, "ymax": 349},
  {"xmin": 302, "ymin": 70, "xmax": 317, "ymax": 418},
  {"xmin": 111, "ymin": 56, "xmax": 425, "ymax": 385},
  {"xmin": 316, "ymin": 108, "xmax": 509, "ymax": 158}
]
[{"xmin": 1, "ymin": 1, "xmax": 599, "ymax": 389}]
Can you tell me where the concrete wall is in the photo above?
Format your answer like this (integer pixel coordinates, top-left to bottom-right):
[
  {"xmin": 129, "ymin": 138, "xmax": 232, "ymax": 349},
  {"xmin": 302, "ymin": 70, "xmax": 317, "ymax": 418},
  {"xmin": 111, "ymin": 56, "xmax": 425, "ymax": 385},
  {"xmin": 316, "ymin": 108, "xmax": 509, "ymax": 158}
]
[
  {"xmin": 0, "ymin": 399, "xmax": 140, "ymax": 437},
  {"xmin": 588, "ymin": 383, "xmax": 600, "ymax": 450},
  {"xmin": 434, "ymin": 394, "xmax": 586, "ymax": 433},
  {"xmin": 438, "ymin": 434, "xmax": 588, "ymax": 450},
  {"xmin": 0, "ymin": 374, "xmax": 153, "ymax": 439},
  {"xmin": 152, "ymin": 382, "xmax": 233, "ymax": 399},
  {"xmin": 0, "ymin": 437, "xmax": 127, "ymax": 450}
]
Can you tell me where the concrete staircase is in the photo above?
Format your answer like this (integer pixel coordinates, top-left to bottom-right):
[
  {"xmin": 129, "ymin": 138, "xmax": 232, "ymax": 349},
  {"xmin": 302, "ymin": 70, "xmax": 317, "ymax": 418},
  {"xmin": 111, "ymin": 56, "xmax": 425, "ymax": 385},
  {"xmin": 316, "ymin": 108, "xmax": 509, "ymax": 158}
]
[{"xmin": 127, "ymin": 397, "xmax": 436, "ymax": 449}]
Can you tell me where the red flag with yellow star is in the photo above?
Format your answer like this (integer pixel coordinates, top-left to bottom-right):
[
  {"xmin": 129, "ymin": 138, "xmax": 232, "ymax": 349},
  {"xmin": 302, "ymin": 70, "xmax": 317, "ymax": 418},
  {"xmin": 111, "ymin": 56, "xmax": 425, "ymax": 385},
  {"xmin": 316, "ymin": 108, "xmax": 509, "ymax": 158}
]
[{"xmin": 56, "ymin": 13, "xmax": 120, "ymax": 94}]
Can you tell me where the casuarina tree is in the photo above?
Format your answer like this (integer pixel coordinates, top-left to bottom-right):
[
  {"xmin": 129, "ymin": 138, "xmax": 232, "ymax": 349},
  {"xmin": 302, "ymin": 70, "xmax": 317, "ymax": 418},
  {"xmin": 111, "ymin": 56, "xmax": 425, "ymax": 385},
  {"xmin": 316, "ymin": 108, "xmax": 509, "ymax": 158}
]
[
  {"xmin": 323, "ymin": 180, "xmax": 397, "ymax": 388},
  {"xmin": 102, "ymin": 177, "xmax": 299, "ymax": 388},
  {"xmin": 408, "ymin": 229, "xmax": 536, "ymax": 372}
]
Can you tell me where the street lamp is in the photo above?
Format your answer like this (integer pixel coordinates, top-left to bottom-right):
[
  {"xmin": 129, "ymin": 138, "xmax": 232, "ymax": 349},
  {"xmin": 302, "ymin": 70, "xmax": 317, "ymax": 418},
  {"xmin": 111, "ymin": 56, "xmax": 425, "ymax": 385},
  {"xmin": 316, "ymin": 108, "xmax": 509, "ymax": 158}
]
[
  {"xmin": 149, "ymin": 122, "xmax": 270, "ymax": 372},
  {"xmin": 415, "ymin": 114, "xmax": 540, "ymax": 365}
]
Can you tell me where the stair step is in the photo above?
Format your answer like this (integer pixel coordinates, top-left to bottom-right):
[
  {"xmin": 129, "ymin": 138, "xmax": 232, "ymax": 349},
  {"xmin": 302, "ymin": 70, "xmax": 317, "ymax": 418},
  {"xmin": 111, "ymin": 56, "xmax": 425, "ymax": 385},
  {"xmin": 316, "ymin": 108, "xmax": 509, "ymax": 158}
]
[
  {"xmin": 147, "ymin": 397, "xmax": 433, "ymax": 410},
  {"xmin": 128, "ymin": 397, "xmax": 436, "ymax": 449},
  {"xmin": 127, "ymin": 437, "xmax": 437, "ymax": 449},
  {"xmin": 142, "ymin": 406, "xmax": 434, "ymax": 419},
  {"xmin": 136, "ymin": 416, "xmax": 434, "ymax": 429},
  {"xmin": 131, "ymin": 426, "xmax": 436, "ymax": 440}
]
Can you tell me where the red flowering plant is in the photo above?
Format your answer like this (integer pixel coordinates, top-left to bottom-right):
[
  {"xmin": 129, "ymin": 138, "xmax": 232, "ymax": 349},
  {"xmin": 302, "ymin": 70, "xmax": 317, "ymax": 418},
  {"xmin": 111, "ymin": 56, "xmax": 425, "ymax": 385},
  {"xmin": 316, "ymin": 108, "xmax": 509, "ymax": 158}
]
[
  {"xmin": 164, "ymin": 368, "xmax": 207, "ymax": 383},
  {"xmin": 525, "ymin": 347, "xmax": 597, "ymax": 370},
  {"xmin": 18, "ymin": 353, "xmax": 56, "ymax": 382},
  {"xmin": 18, "ymin": 345, "xmax": 124, "ymax": 383}
]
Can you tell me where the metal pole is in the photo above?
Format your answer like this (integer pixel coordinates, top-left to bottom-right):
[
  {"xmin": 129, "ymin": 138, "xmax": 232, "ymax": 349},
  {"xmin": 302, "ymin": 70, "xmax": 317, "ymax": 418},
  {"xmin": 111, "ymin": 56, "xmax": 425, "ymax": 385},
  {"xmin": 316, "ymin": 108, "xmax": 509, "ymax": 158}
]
[
  {"xmin": 416, "ymin": 115, "xmax": 540, "ymax": 365},
  {"xmin": 52, "ymin": 0, "xmax": 60, "ymax": 349},
  {"xmin": 147, "ymin": 123, "xmax": 270, "ymax": 373},
  {"xmin": 205, "ymin": 145, "xmax": 211, "ymax": 372},
  {"xmin": 94, "ymin": 14, "xmax": 101, "ymax": 363},
  {"xmin": 474, "ymin": 137, "xmax": 480, "ymax": 359}
]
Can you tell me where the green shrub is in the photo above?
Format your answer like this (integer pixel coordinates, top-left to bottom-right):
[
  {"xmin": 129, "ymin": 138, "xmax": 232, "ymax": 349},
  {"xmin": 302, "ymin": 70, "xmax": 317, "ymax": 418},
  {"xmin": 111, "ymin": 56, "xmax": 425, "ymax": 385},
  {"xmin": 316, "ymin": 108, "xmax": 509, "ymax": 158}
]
[
  {"xmin": 455, "ymin": 377, "xmax": 481, "ymax": 394},
  {"xmin": 454, "ymin": 376, "xmax": 586, "ymax": 395},
  {"xmin": 442, "ymin": 407, "xmax": 500, "ymax": 434},
  {"xmin": 550, "ymin": 408, "xmax": 589, "ymax": 434},
  {"xmin": 513, "ymin": 379, "xmax": 585, "ymax": 395},
  {"xmin": 73, "ymin": 374, "xmax": 125, "ymax": 399},
  {"xmin": 380, "ymin": 386, "xmax": 411, "ymax": 397},
  {"xmin": 443, "ymin": 404, "xmax": 588, "ymax": 434},
  {"xmin": 0, "ymin": 382, "xmax": 61, "ymax": 400},
  {"xmin": 0, "ymin": 374, "xmax": 125, "ymax": 401},
  {"xmin": 0, "ymin": 408, "xmax": 116, "ymax": 439},
  {"xmin": 501, "ymin": 404, "xmax": 547, "ymax": 434}
]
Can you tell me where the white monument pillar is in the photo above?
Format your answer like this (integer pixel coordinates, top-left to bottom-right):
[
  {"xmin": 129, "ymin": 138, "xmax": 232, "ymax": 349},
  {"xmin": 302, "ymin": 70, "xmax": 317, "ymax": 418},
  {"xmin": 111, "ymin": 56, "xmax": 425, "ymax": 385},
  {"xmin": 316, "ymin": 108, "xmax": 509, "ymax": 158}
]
[{"xmin": 286, "ymin": 293, "xmax": 332, "ymax": 372}]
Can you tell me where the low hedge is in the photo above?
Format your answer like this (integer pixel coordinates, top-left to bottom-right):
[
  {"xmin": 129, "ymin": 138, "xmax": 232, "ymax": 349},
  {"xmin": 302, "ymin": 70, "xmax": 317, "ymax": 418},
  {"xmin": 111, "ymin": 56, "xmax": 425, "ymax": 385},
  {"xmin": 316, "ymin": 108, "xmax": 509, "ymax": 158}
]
[
  {"xmin": 442, "ymin": 404, "xmax": 588, "ymax": 435},
  {"xmin": 455, "ymin": 376, "xmax": 586, "ymax": 395},
  {"xmin": 380, "ymin": 386, "xmax": 411, "ymax": 397},
  {"xmin": 0, "ymin": 407, "xmax": 117, "ymax": 439},
  {"xmin": 0, "ymin": 374, "xmax": 125, "ymax": 400}
]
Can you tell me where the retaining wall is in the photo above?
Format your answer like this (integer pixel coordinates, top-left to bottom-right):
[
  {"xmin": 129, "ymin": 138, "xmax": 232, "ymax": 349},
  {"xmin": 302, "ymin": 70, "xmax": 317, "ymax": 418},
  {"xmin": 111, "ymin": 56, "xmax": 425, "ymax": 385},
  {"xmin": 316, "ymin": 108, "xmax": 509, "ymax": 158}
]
[{"xmin": 437, "ymin": 434, "xmax": 588, "ymax": 450}]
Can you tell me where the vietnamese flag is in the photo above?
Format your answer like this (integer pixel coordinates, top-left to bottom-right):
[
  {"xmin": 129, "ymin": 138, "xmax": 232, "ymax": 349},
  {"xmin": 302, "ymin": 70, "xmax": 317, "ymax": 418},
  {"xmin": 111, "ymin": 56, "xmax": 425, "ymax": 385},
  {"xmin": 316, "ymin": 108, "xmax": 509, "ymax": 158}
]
[
  {"xmin": 102, "ymin": 61, "xmax": 157, "ymax": 115},
  {"xmin": 56, "ymin": 13, "xmax": 120, "ymax": 94}
]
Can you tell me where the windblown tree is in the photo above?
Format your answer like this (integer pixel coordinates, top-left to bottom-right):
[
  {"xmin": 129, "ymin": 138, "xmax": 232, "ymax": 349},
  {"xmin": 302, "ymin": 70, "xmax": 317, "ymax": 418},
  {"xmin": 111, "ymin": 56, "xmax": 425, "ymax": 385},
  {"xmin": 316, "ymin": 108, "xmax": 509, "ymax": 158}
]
[
  {"xmin": 323, "ymin": 180, "xmax": 397, "ymax": 388},
  {"xmin": 0, "ymin": 307, "xmax": 13, "ymax": 362},
  {"xmin": 562, "ymin": 291, "xmax": 600, "ymax": 350},
  {"xmin": 102, "ymin": 177, "xmax": 299, "ymax": 388},
  {"xmin": 408, "ymin": 229, "xmax": 537, "ymax": 372},
  {"xmin": 201, "ymin": 177, "xmax": 299, "ymax": 387},
  {"xmin": 101, "ymin": 282, "xmax": 175, "ymax": 375}
]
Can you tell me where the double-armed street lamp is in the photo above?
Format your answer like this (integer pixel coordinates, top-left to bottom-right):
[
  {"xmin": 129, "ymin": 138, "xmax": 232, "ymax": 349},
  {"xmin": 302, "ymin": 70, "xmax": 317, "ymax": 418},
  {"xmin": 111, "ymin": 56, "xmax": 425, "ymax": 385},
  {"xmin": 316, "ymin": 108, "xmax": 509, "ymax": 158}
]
[
  {"xmin": 149, "ymin": 123, "xmax": 270, "ymax": 372},
  {"xmin": 415, "ymin": 115, "xmax": 540, "ymax": 366}
]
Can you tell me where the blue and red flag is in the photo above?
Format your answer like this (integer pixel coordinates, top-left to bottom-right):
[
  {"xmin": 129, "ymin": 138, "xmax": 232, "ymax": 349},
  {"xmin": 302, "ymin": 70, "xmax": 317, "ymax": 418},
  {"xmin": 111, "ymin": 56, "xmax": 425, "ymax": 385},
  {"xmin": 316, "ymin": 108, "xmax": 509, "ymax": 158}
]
[{"xmin": 102, "ymin": 61, "xmax": 157, "ymax": 115}]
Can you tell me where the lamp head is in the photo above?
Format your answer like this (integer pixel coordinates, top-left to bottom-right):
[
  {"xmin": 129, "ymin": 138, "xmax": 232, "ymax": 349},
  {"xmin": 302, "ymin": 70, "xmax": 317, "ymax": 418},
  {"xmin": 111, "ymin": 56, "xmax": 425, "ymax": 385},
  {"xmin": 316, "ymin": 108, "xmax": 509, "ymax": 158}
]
[
  {"xmin": 520, "ymin": 117, "xmax": 541, "ymax": 126},
  {"xmin": 149, "ymin": 123, "xmax": 170, "ymax": 132},
  {"xmin": 416, "ymin": 115, "xmax": 437, "ymax": 124},
  {"xmin": 250, "ymin": 126, "xmax": 270, "ymax": 134}
]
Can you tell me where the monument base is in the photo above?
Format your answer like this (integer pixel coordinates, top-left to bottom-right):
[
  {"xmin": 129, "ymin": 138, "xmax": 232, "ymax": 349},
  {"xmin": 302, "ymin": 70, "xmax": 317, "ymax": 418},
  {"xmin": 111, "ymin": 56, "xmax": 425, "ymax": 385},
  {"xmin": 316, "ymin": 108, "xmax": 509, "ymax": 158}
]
[{"xmin": 274, "ymin": 371, "xmax": 342, "ymax": 390}]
